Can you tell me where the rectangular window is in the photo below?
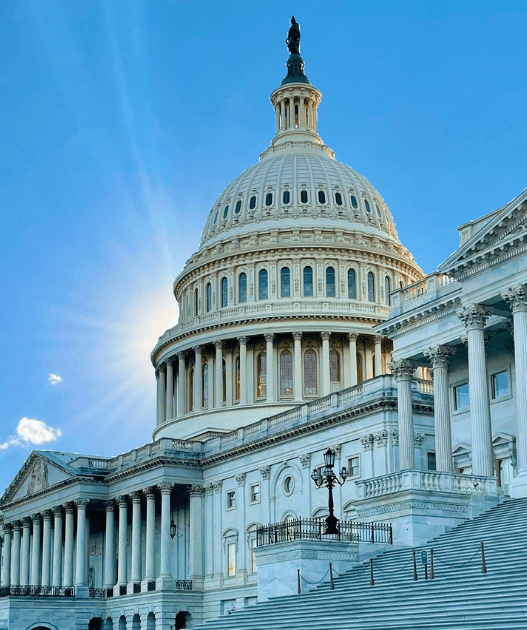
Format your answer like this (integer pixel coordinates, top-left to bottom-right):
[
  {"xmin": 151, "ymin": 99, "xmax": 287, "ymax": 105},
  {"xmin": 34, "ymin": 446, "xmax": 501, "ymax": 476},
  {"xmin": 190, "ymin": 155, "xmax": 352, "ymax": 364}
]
[
  {"xmin": 348, "ymin": 456, "xmax": 360, "ymax": 478},
  {"xmin": 427, "ymin": 452, "xmax": 436, "ymax": 471},
  {"xmin": 492, "ymin": 371, "xmax": 510, "ymax": 399},
  {"xmin": 454, "ymin": 383, "xmax": 469, "ymax": 411},
  {"xmin": 250, "ymin": 483, "xmax": 260, "ymax": 504},
  {"xmin": 250, "ymin": 538, "xmax": 257, "ymax": 573},
  {"xmin": 227, "ymin": 543, "xmax": 236, "ymax": 577},
  {"xmin": 226, "ymin": 490, "xmax": 236, "ymax": 510}
]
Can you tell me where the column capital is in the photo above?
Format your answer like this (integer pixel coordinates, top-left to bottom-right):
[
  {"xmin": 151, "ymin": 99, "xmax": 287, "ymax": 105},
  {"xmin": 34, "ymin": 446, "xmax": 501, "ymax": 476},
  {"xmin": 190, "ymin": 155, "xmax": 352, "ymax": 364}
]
[
  {"xmin": 260, "ymin": 465, "xmax": 271, "ymax": 480},
  {"xmin": 116, "ymin": 495, "xmax": 128, "ymax": 508},
  {"xmin": 21, "ymin": 517, "xmax": 31, "ymax": 528},
  {"xmin": 177, "ymin": 351, "xmax": 186, "ymax": 361},
  {"xmin": 292, "ymin": 332, "xmax": 303, "ymax": 341},
  {"xmin": 158, "ymin": 482, "xmax": 173, "ymax": 495},
  {"xmin": 299, "ymin": 453, "xmax": 311, "ymax": 468},
  {"xmin": 502, "ymin": 284, "xmax": 527, "ymax": 313},
  {"xmin": 158, "ymin": 362, "xmax": 167, "ymax": 372},
  {"xmin": 42, "ymin": 510, "xmax": 53, "ymax": 521},
  {"xmin": 235, "ymin": 473, "xmax": 246, "ymax": 486},
  {"xmin": 348, "ymin": 333, "xmax": 359, "ymax": 341},
  {"xmin": 104, "ymin": 500, "xmax": 114, "ymax": 512},
  {"xmin": 52, "ymin": 506, "xmax": 63, "ymax": 517},
  {"xmin": 64, "ymin": 502, "xmax": 75, "ymax": 514},
  {"xmin": 237, "ymin": 336, "xmax": 249, "ymax": 345},
  {"xmin": 189, "ymin": 485, "xmax": 205, "ymax": 497},
  {"xmin": 2, "ymin": 523, "xmax": 12, "ymax": 533},
  {"xmin": 389, "ymin": 359, "xmax": 416, "ymax": 380},
  {"xmin": 193, "ymin": 345, "xmax": 202, "ymax": 355},
  {"xmin": 320, "ymin": 331, "xmax": 331, "ymax": 341},
  {"xmin": 213, "ymin": 480, "xmax": 223, "ymax": 493},
  {"xmin": 457, "ymin": 304, "xmax": 490, "ymax": 330},
  {"xmin": 424, "ymin": 345, "xmax": 456, "ymax": 368},
  {"xmin": 30, "ymin": 514, "xmax": 41, "ymax": 524},
  {"xmin": 264, "ymin": 333, "xmax": 275, "ymax": 343},
  {"xmin": 374, "ymin": 334, "xmax": 384, "ymax": 344},
  {"xmin": 130, "ymin": 491, "xmax": 142, "ymax": 504},
  {"xmin": 144, "ymin": 486, "xmax": 156, "ymax": 499},
  {"xmin": 214, "ymin": 340, "xmax": 223, "ymax": 349},
  {"xmin": 75, "ymin": 499, "xmax": 89, "ymax": 509},
  {"xmin": 11, "ymin": 521, "xmax": 21, "ymax": 531}
]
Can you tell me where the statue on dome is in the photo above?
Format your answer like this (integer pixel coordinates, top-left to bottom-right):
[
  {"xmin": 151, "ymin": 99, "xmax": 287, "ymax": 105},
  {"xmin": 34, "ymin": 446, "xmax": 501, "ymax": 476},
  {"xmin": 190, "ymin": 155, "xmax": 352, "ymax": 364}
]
[{"xmin": 286, "ymin": 16, "xmax": 300, "ymax": 54}]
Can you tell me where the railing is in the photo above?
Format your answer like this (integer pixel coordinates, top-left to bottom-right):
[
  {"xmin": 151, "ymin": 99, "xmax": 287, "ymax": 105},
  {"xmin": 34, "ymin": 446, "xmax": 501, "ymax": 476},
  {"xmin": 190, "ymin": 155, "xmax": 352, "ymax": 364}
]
[
  {"xmin": 391, "ymin": 272, "xmax": 458, "ymax": 308},
  {"xmin": 88, "ymin": 459, "xmax": 108, "ymax": 469},
  {"xmin": 175, "ymin": 580, "xmax": 192, "ymax": 590},
  {"xmin": 256, "ymin": 518, "xmax": 392, "ymax": 547},
  {"xmin": 0, "ymin": 586, "xmax": 75, "ymax": 597},
  {"xmin": 413, "ymin": 378, "xmax": 433, "ymax": 394},
  {"xmin": 147, "ymin": 580, "xmax": 156, "ymax": 592},
  {"xmin": 89, "ymin": 588, "xmax": 106, "ymax": 599}
]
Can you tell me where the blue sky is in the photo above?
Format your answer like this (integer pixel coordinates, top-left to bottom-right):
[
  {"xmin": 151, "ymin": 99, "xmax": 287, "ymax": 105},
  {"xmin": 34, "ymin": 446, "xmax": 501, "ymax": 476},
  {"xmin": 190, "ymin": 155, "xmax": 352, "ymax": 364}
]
[{"xmin": 1, "ymin": 0, "xmax": 526, "ymax": 493}]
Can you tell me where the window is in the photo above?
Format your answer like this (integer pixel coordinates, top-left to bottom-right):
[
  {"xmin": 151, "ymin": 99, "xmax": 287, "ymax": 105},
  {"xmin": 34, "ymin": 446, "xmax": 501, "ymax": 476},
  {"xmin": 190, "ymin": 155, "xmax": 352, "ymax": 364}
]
[
  {"xmin": 318, "ymin": 190, "xmax": 326, "ymax": 204},
  {"xmin": 326, "ymin": 267, "xmax": 336, "ymax": 297},
  {"xmin": 227, "ymin": 543, "xmax": 236, "ymax": 576},
  {"xmin": 203, "ymin": 364, "xmax": 209, "ymax": 407},
  {"xmin": 188, "ymin": 368, "xmax": 194, "ymax": 412},
  {"xmin": 300, "ymin": 190, "xmax": 308, "ymax": 203},
  {"xmin": 492, "ymin": 371, "xmax": 510, "ymax": 399},
  {"xmin": 283, "ymin": 476, "xmax": 294, "ymax": 496},
  {"xmin": 303, "ymin": 266, "xmax": 313, "ymax": 296},
  {"xmin": 222, "ymin": 360, "xmax": 227, "ymax": 403},
  {"xmin": 348, "ymin": 269, "xmax": 356, "ymax": 299},
  {"xmin": 304, "ymin": 350, "xmax": 318, "ymax": 395},
  {"xmin": 375, "ymin": 203, "xmax": 382, "ymax": 219},
  {"xmin": 256, "ymin": 353, "xmax": 267, "ymax": 398},
  {"xmin": 351, "ymin": 195, "xmax": 358, "ymax": 209},
  {"xmin": 235, "ymin": 356, "xmax": 240, "ymax": 401},
  {"xmin": 335, "ymin": 192, "xmax": 343, "ymax": 206},
  {"xmin": 223, "ymin": 205, "xmax": 229, "ymax": 219},
  {"xmin": 250, "ymin": 484, "xmax": 260, "ymax": 504},
  {"xmin": 367, "ymin": 272, "xmax": 375, "ymax": 302},
  {"xmin": 227, "ymin": 491, "xmax": 236, "ymax": 510},
  {"xmin": 214, "ymin": 211, "xmax": 219, "ymax": 224},
  {"xmin": 250, "ymin": 538, "xmax": 257, "ymax": 573},
  {"xmin": 385, "ymin": 277, "xmax": 391, "ymax": 305},
  {"xmin": 348, "ymin": 456, "xmax": 360, "ymax": 477},
  {"xmin": 194, "ymin": 288, "xmax": 199, "ymax": 316},
  {"xmin": 281, "ymin": 267, "xmax": 291, "ymax": 297},
  {"xmin": 330, "ymin": 350, "xmax": 340, "ymax": 383},
  {"xmin": 239, "ymin": 273, "xmax": 247, "ymax": 303},
  {"xmin": 235, "ymin": 200, "xmax": 242, "ymax": 214},
  {"xmin": 427, "ymin": 452, "xmax": 437, "ymax": 471},
  {"xmin": 259, "ymin": 269, "xmax": 268, "ymax": 300},
  {"xmin": 454, "ymin": 383, "xmax": 469, "ymax": 411},
  {"xmin": 249, "ymin": 196, "xmax": 256, "ymax": 209},
  {"xmin": 365, "ymin": 200, "xmax": 371, "ymax": 213},
  {"xmin": 206, "ymin": 283, "xmax": 212, "ymax": 312},
  {"xmin": 221, "ymin": 277, "xmax": 228, "ymax": 308},
  {"xmin": 280, "ymin": 351, "xmax": 293, "ymax": 396},
  {"xmin": 265, "ymin": 193, "xmax": 273, "ymax": 206},
  {"xmin": 283, "ymin": 190, "xmax": 290, "ymax": 204}
]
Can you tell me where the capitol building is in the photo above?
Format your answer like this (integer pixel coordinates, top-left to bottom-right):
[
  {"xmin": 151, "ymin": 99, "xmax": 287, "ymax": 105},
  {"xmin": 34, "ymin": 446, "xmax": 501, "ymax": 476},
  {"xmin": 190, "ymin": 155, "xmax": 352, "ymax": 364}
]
[{"xmin": 1, "ymin": 21, "xmax": 527, "ymax": 630}]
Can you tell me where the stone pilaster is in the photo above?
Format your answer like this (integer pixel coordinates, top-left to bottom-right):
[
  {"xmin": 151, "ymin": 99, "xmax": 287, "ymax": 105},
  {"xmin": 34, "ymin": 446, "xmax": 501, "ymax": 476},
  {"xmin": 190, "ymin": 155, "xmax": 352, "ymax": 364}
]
[
  {"xmin": 214, "ymin": 341, "xmax": 223, "ymax": 409},
  {"xmin": 189, "ymin": 486, "xmax": 205, "ymax": 589}
]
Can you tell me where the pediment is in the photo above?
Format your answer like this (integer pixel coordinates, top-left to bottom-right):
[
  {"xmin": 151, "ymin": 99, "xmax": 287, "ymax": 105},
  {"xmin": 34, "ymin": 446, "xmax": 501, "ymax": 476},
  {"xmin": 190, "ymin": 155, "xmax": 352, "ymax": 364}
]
[
  {"xmin": 1, "ymin": 452, "xmax": 75, "ymax": 505},
  {"xmin": 439, "ymin": 188, "xmax": 527, "ymax": 277}
]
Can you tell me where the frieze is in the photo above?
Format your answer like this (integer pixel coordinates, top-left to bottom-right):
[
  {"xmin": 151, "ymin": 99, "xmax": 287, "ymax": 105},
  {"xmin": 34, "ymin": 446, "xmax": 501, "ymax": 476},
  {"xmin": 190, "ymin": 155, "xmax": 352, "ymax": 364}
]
[
  {"xmin": 356, "ymin": 499, "xmax": 469, "ymax": 519},
  {"xmin": 256, "ymin": 549, "xmax": 358, "ymax": 565}
]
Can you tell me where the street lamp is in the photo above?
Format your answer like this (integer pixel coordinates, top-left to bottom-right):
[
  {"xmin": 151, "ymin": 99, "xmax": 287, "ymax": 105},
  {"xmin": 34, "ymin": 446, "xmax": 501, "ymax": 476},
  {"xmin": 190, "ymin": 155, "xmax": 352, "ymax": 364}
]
[{"xmin": 311, "ymin": 448, "xmax": 348, "ymax": 534}]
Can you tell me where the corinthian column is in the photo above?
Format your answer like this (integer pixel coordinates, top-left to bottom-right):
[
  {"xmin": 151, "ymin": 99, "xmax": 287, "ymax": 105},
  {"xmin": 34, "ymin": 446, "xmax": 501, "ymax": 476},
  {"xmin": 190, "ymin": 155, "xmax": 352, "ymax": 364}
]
[
  {"xmin": 177, "ymin": 352, "xmax": 186, "ymax": 416},
  {"xmin": 20, "ymin": 518, "xmax": 30, "ymax": 586},
  {"xmin": 390, "ymin": 359, "xmax": 417, "ymax": 469},
  {"xmin": 103, "ymin": 501, "xmax": 115, "ymax": 588},
  {"xmin": 1, "ymin": 525, "xmax": 12, "ymax": 586},
  {"xmin": 30, "ymin": 515, "xmax": 41, "ymax": 586},
  {"xmin": 157, "ymin": 483, "xmax": 174, "ymax": 589},
  {"xmin": 321, "ymin": 332, "xmax": 331, "ymax": 396},
  {"xmin": 116, "ymin": 497, "xmax": 128, "ymax": 588},
  {"xmin": 457, "ymin": 304, "xmax": 493, "ymax": 477},
  {"xmin": 238, "ymin": 338, "xmax": 248, "ymax": 405},
  {"xmin": 51, "ymin": 508, "xmax": 62, "ymax": 587},
  {"xmin": 348, "ymin": 333, "xmax": 359, "ymax": 387},
  {"xmin": 75, "ymin": 500, "xmax": 88, "ymax": 587},
  {"xmin": 293, "ymin": 333, "xmax": 303, "ymax": 402},
  {"xmin": 165, "ymin": 359, "xmax": 174, "ymax": 420},
  {"xmin": 502, "ymin": 285, "xmax": 527, "ymax": 496},
  {"xmin": 11, "ymin": 522, "xmax": 21, "ymax": 587},
  {"xmin": 424, "ymin": 345, "xmax": 456, "ymax": 472},
  {"xmin": 265, "ymin": 334, "xmax": 275, "ymax": 402},
  {"xmin": 194, "ymin": 346, "xmax": 203, "ymax": 412},
  {"xmin": 189, "ymin": 486, "xmax": 205, "ymax": 588},
  {"xmin": 63, "ymin": 503, "xmax": 75, "ymax": 587},
  {"xmin": 214, "ymin": 341, "xmax": 223, "ymax": 409},
  {"xmin": 158, "ymin": 364, "xmax": 166, "ymax": 423},
  {"xmin": 41, "ymin": 511, "xmax": 52, "ymax": 587},
  {"xmin": 130, "ymin": 492, "xmax": 142, "ymax": 587},
  {"xmin": 143, "ymin": 488, "xmax": 156, "ymax": 584},
  {"xmin": 374, "ymin": 335, "xmax": 383, "ymax": 377}
]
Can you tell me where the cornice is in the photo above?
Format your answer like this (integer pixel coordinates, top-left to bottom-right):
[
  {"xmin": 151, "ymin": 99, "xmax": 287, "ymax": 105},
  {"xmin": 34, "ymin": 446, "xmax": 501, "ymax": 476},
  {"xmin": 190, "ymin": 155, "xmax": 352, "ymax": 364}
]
[{"xmin": 380, "ymin": 297, "xmax": 461, "ymax": 338}]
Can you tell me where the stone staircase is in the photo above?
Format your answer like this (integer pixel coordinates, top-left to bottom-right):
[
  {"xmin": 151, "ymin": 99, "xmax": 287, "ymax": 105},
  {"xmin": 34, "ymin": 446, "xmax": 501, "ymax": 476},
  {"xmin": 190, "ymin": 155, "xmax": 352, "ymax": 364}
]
[{"xmin": 194, "ymin": 497, "xmax": 527, "ymax": 630}]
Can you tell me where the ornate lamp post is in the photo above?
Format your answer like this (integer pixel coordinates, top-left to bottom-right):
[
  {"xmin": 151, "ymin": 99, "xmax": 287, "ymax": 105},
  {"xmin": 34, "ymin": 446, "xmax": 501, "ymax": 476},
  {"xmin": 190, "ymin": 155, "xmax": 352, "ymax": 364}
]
[{"xmin": 311, "ymin": 448, "xmax": 348, "ymax": 534}]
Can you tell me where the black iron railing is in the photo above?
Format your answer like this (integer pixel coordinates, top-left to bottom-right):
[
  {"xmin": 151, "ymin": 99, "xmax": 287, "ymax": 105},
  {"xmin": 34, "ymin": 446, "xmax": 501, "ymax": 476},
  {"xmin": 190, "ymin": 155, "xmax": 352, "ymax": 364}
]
[
  {"xmin": 0, "ymin": 586, "xmax": 75, "ymax": 597},
  {"xmin": 89, "ymin": 588, "xmax": 106, "ymax": 599},
  {"xmin": 175, "ymin": 580, "xmax": 192, "ymax": 591},
  {"xmin": 256, "ymin": 518, "xmax": 393, "ymax": 547},
  {"xmin": 147, "ymin": 581, "xmax": 156, "ymax": 592}
]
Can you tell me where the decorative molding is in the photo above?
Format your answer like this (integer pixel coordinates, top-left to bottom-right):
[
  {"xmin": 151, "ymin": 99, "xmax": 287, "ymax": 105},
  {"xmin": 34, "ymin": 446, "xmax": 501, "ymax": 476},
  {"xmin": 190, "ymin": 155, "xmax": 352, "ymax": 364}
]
[
  {"xmin": 260, "ymin": 465, "xmax": 271, "ymax": 480},
  {"xmin": 414, "ymin": 433, "xmax": 425, "ymax": 446},
  {"xmin": 424, "ymin": 345, "xmax": 455, "ymax": 369},
  {"xmin": 235, "ymin": 473, "xmax": 246, "ymax": 486},
  {"xmin": 213, "ymin": 480, "xmax": 223, "ymax": 493},
  {"xmin": 299, "ymin": 453, "xmax": 311, "ymax": 468},
  {"xmin": 360, "ymin": 434, "xmax": 375, "ymax": 451},
  {"xmin": 389, "ymin": 359, "xmax": 417, "ymax": 381},
  {"xmin": 357, "ymin": 499, "xmax": 468, "ymax": 519},
  {"xmin": 189, "ymin": 485, "xmax": 205, "ymax": 497},
  {"xmin": 457, "ymin": 304, "xmax": 490, "ymax": 330},
  {"xmin": 502, "ymin": 284, "xmax": 527, "ymax": 314},
  {"xmin": 158, "ymin": 483, "xmax": 174, "ymax": 495}
]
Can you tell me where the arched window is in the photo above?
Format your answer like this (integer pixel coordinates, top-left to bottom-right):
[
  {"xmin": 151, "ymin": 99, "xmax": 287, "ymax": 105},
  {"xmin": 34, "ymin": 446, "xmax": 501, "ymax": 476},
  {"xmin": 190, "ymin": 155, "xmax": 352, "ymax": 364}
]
[
  {"xmin": 214, "ymin": 211, "xmax": 219, "ymax": 224},
  {"xmin": 203, "ymin": 364, "xmax": 209, "ymax": 407},
  {"xmin": 348, "ymin": 269, "xmax": 356, "ymax": 299},
  {"xmin": 351, "ymin": 195, "xmax": 358, "ymax": 209},
  {"xmin": 235, "ymin": 199, "xmax": 242, "ymax": 214},
  {"xmin": 281, "ymin": 267, "xmax": 291, "ymax": 297},
  {"xmin": 235, "ymin": 357, "xmax": 240, "ymax": 401},
  {"xmin": 223, "ymin": 205, "xmax": 229, "ymax": 219},
  {"xmin": 221, "ymin": 277, "xmax": 228, "ymax": 308},
  {"xmin": 330, "ymin": 350, "xmax": 340, "ymax": 383},
  {"xmin": 194, "ymin": 288, "xmax": 198, "ymax": 316},
  {"xmin": 206, "ymin": 283, "xmax": 212, "ymax": 312},
  {"xmin": 283, "ymin": 190, "xmax": 290, "ymax": 204},
  {"xmin": 222, "ymin": 360, "xmax": 226, "ymax": 403},
  {"xmin": 385, "ymin": 277, "xmax": 391, "ymax": 305},
  {"xmin": 188, "ymin": 367, "xmax": 194, "ymax": 412},
  {"xmin": 280, "ymin": 351, "xmax": 293, "ymax": 396},
  {"xmin": 239, "ymin": 273, "xmax": 247, "ymax": 303},
  {"xmin": 259, "ymin": 269, "xmax": 268, "ymax": 300},
  {"xmin": 318, "ymin": 190, "xmax": 326, "ymax": 204},
  {"xmin": 303, "ymin": 266, "xmax": 313, "ymax": 296},
  {"xmin": 357, "ymin": 353, "xmax": 364, "ymax": 384},
  {"xmin": 300, "ymin": 190, "xmax": 308, "ymax": 203},
  {"xmin": 335, "ymin": 192, "xmax": 343, "ymax": 206},
  {"xmin": 265, "ymin": 193, "xmax": 273, "ymax": 206},
  {"xmin": 249, "ymin": 196, "xmax": 256, "ymax": 209},
  {"xmin": 326, "ymin": 267, "xmax": 336, "ymax": 297},
  {"xmin": 368, "ymin": 272, "xmax": 375, "ymax": 302},
  {"xmin": 365, "ymin": 200, "xmax": 371, "ymax": 213},
  {"xmin": 256, "ymin": 352, "xmax": 267, "ymax": 398},
  {"xmin": 304, "ymin": 350, "xmax": 317, "ymax": 395}
]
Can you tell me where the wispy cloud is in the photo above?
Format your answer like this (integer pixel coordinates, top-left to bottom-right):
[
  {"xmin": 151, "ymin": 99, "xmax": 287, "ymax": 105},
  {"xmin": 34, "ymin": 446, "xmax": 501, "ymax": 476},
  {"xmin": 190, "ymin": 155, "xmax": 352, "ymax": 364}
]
[
  {"xmin": 48, "ymin": 373, "xmax": 62, "ymax": 385},
  {"xmin": 0, "ymin": 418, "xmax": 62, "ymax": 452}
]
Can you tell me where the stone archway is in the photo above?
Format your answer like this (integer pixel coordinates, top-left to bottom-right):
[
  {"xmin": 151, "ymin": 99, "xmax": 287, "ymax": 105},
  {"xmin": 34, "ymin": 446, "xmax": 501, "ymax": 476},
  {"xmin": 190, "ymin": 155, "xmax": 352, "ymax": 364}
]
[
  {"xmin": 88, "ymin": 620, "xmax": 103, "ymax": 630},
  {"xmin": 27, "ymin": 625, "xmax": 59, "ymax": 630},
  {"xmin": 146, "ymin": 613, "xmax": 155, "ymax": 630},
  {"xmin": 175, "ymin": 611, "xmax": 191, "ymax": 630}
]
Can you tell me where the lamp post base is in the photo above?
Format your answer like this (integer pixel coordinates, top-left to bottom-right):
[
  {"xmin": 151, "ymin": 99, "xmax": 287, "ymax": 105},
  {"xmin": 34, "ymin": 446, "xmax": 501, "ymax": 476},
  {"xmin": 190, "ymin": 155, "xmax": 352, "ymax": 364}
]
[{"xmin": 324, "ymin": 514, "xmax": 339, "ymax": 535}]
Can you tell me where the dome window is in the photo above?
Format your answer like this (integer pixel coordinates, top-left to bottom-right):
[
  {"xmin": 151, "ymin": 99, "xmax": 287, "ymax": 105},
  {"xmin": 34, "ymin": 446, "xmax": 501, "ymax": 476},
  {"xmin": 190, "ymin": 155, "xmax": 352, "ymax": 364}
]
[
  {"xmin": 365, "ymin": 200, "xmax": 371, "ymax": 213},
  {"xmin": 239, "ymin": 273, "xmax": 247, "ymax": 303},
  {"xmin": 235, "ymin": 200, "xmax": 242, "ymax": 214},
  {"xmin": 249, "ymin": 196, "xmax": 257, "ymax": 209},
  {"xmin": 300, "ymin": 190, "xmax": 308, "ymax": 203},
  {"xmin": 385, "ymin": 277, "xmax": 391, "ymax": 306},
  {"xmin": 303, "ymin": 266, "xmax": 313, "ymax": 297},
  {"xmin": 283, "ymin": 190, "xmax": 290, "ymax": 204},
  {"xmin": 223, "ymin": 205, "xmax": 229, "ymax": 219},
  {"xmin": 335, "ymin": 192, "xmax": 343, "ymax": 206},
  {"xmin": 351, "ymin": 195, "xmax": 358, "ymax": 209},
  {"xmin": 214, "ymin": 211, "xmax": 219, "ymax": 224},
  {"xmin": 280, "ymin": 351, "xmax": 293, "ymax": 396},
  {"xmin": 265, "ymin": 193, "xmax": 273, "ymax": 207},
  {"xmin": 368, "ymin": 272, "xmax": 375, "ymax": 302},
  {"xmin": 304, "ymin": 350, "xmax": 318, "ymax": 395},
  {"xmin": 318, "ymin": 190, "xmax": 326, "ymax": 204},
  {"xmin": 256, "ymin": 352, "xmax": 267, "ymax": 398},
  {"xmin": 259, "ymin": 269, "xmax": 268, "ymax": 300},
  {"xmin": 348, "ymin": 269, "xmax": 357, "ymax": 299},
  {"xmin": 326, "ymin": 267, "xmax": 336, "ymax": 297},
  {"xmin": 221, "ymin": 277, "xmax": 228, "ymax": 308},
  {"xmin": 206, "ymin": 283, "xmax": 212, "ymax": 312},
  {"xmin": 281, "ymin": 267, "xmax": 291, "ymax": 298}
]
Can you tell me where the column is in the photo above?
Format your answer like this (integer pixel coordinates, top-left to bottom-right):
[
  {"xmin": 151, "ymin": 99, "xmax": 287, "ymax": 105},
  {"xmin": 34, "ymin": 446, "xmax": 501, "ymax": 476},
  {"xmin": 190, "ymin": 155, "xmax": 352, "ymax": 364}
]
[
  {"xmin": 280, "ymin": 100, "xmax": 285, "ymax": 131},
  {"xmin": 30, "ymin": 515, "xmax": 41, "ymax": 586},
  {"xmin": 214, "ymin": 341, "xmax": 223, "ymax": 408},
  {"xmin": 130, "ymin": 492, "xmax": 142, "ymax": 587},
  {"xmin": 194, "ymin": 346, "xmax": 203, "ymax": 412},
  {"xmin": 457, "ymin": 305, "xmax": 493, "ymax": 477},
  {"xmin": 177, "ymin": 353, "xmax": 186, "ymax": 416},
  {"xmin": 20, "ymin": 518, "xmax": 30, "ymax": 586},
  {"xmin": 424, "ymin": 346, "xmax": 455, "ymax": 472},
  {"xmin": 207, "ymin": 355, "xmax": 214, "ymax": 409},
  {"xmin": 348, "ymin": 333, "xmax": 359, "ymax": 387},
  {"xmin": 11, "ymin": 522, "xmax": 21, "ymax": 587},
  {"xmin": 63, "ymin": 504, "xmax": 74, "ymax": 587},
  {"xmin": 1, "ymin": 525, "xmax": 12, "ymax": 586},
  {"xmin": 275, "ymin": 104, "xmax": 280, "ymax": 133},
  {"xmin": 260, "ymin": 467, "xmax": 271, "ymax": 523},
  {"xmin": 226, "ymin": 349, "xmax": 233, "ymax": 406},
  {"xmin": 189, "ymin": 486, "xmax": 205, "ymax": 587},
  {"xmin": 143, "ymin": 488, "xmax": 156, "ymax": 584},
  {"xmin": 52, "ymin": 508, "xmax": 62, "ymax": 587},
  {"xmin": 157, "ymin": 483, "xmax": 174, "ymax": 588},
  {"xmin": 390, "ymin": 359, "xmax": 417, "ymax": 469},
  {"xmin": 116, "ymin": 497, "xmax": 128, "ymax": 587},
  {"xmin": 156, "ymin": 369, "xmax": 162, "ymax": 425},
  {"xmin": 293, "ymin": 333, "xmax": 303, "ymax": 402},
  {"xmin": 158, "ymin": 364, "xmax": 166, "ymax": 423},
  {"xmin": 265, "ymin": 334, "xmax": 275, "ymax": 402},
  {"xmin": 103, "ymin": 502, "xmax": 115, "ymax": 588},
  {"xmin": 41, "ymin": 511, "xmax": 52, "ymax": 587},
  {"xmin": 235, "ymin": 475, "xmax": 247, "ymax": 578},
  {"xmin": 165, "ymin": 359, "xmax": 174, "ymax": 420},
  {"xmin": 75, "ymin": 500, "xmax": 88, "ymax": 587},
  {"xmin": 212, "ymin": 482, "xmax": 223, "ymax": 577},
  {"xmin": 321, "ymin": 332, "xmax": 331, "ymax": 396},
  {"xmin": 204, "ymin": 486, "xmax": 214, "ymax": 578},
  {"xmin": 374, "ymin": 335, "xmax": 383, "ymax": 377},
  {"xmin": 238, "ymin": 337, "xmax": 248, "ymax": 405},
  {"xmin": 300, "ymin": 96, "xmax": 305, "ymax": 127}
]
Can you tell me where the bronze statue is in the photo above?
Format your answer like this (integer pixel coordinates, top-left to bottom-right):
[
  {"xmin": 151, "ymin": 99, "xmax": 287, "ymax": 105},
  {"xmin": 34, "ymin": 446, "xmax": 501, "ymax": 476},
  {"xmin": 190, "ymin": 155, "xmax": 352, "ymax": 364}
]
[{"xmin": 286, "ymin": 16, "xmax": 300, "ymax": 54}]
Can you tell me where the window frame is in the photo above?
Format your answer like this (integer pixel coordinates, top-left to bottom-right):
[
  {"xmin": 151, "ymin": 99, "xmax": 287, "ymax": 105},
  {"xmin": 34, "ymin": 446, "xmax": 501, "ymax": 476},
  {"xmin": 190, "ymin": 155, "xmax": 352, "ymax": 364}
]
[
  {"xmin": 303, "ymin": 348, "xmax": 318, "ymax": 396},
  {"xmin": 453, "ymin": 382, "xmax": 470, "ymax": 413},
  {"xmin": 238, "ymin": 272, "xmax": 247, "ymax": 304},
  {"xmin": 258, "ymin": 269, "xmax": 268, "ymax": 300},
  {"xmin": 348, "ymin": 455, "xmax": 361, "ymax": 478},
  {"xmin": 249, "ymin": 483, "xmax": 261, "ymax": 505},
  {"xmin": 280, "ymin": 266, "xmax": 291, "ymax": 298},
  {"xmin": 303, "ymin": 265, "xmax": 314, "ymax": 297},
  {"xmin": 348, "ymin": 268, "xmax": 357, "ymax": 300},
  {"xmin": 279, "ymin": 349, "xmax": 293, "ymax": 397},
  {"xmin": 221, "ymin": 277, "xmax": 228, "ymax": 308},
  {"xmin": 491, "ymin": 369, "xmax": 511, "ymax": 401},
  {"xmin": 226, "ymin": 490, "xmax": 236, "ymax": 511},
  {"xmin": 326, "ymin": 266, "xmax": 336, "ymax": 298}
]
